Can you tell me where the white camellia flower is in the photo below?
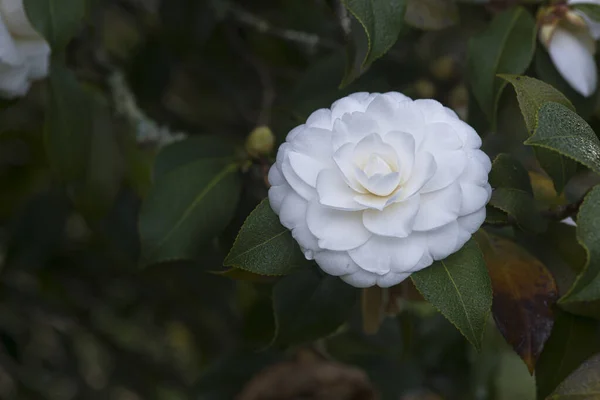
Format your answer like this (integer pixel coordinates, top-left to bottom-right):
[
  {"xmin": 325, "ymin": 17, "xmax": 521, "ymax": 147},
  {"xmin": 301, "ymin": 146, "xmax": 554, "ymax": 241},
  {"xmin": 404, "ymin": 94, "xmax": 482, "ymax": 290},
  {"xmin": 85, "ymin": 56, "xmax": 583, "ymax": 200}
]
[
  {"xmin": 540, "ymin": 0, "xmax": 600, "ymax": 98},
  {"xmin": 268, "ymin": 92, "xmax": 492, "ymax": 288},
  {"xmin": 0, "ymin": 0, "xmax": 50, "ymax": 98}
]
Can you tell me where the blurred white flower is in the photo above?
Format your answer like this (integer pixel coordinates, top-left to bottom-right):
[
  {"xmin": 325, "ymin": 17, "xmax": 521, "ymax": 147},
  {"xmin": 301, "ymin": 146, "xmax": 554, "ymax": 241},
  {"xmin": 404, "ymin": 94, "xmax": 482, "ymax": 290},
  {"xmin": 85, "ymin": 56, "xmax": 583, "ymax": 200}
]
[
  {"xmin": 561, "ymin": 217, "xmax": 577, "ymax": 226},
  {"xmin": 539, "ymin": 1, "xmax": 600, "ymax": 97},
  {"xmin": 268, "ymin": 93, "xmax": 491, "ymax": 288},
  {"xmin": 0, "ymin": 0, "xmax": 50, "ymax": 98}
]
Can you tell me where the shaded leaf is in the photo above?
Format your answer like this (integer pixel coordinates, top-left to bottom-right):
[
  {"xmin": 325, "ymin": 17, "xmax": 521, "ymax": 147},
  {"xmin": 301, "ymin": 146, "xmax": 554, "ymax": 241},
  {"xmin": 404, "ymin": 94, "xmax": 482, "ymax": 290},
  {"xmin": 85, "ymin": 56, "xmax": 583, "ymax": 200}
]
[
  {"xmin": 536, "ymin": 311, "xmax": 600, "ymax": 399},
  {"xmin": 477, "ymin": 232, "xmax": 558, "ymax": 373},
  {"xmin": 341, "ymin": 0, "xmax": 407, "ymax": 85},
  {"xmin": 526, "ymin": 102, "xmax": 600, "ymax": 176},
  {"xmin": 272, "ymin": 268, "xmax": 358, "ymax": 345},
  {"xmin": 411, "ymin": 239, "xmax": 492, "ymax": 350},
  {"xmin": 485, "ymin": 205, "xmax": 510, "ymax": 225},
  {"xmin": 224, "ymin": 199, "xmax": 311, "ymax": 276},
  {"xmin": 404, "ymin": 0, "xmax": 459, "ymax": 31},
  {"xmin": 139, "ymin": 159, "xmax": 241, "ymax": 265},
  {"xmin": 489, "ymin": 153, "xmax": 533, "ymax": 194},
  {"xmin": 560, "ymin": 185, "xmax": 600, "ymax": 309},
  {"xmin": 468, "ymin": 7, "xmax": 536, "ymax": 121},
  {"xmin": 24, "ymin": 0, "xmax": 87, "ymax": 50},
  {"xmin": 549, "ymin": 353, "xmax": 600, "ymax": 399},
  {"xmin": 489, "ymin": 188, "xmax": 546, "ymax": 233}
]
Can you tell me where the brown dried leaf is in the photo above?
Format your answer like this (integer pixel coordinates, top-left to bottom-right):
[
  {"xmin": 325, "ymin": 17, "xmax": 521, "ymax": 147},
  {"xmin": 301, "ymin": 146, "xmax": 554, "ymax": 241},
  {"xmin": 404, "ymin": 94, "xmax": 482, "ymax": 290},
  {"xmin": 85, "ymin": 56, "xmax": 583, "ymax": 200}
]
[
  {"xmin": 477, "ymin": 231, "xmax": 558, "ymax": 373},
  {"xmin": 236, "ymin": 356, "xmax": 378, "ymax": 400}
]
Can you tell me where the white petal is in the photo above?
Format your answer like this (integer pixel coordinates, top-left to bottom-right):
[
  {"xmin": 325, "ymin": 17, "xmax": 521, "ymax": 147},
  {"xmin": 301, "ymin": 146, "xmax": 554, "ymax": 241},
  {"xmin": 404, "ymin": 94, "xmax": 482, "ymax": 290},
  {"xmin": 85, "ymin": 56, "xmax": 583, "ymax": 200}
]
[
  {"xmin": 413, "ymin": 99, "xmax": 458, "ymax": 123},
  {"xmin": 460, "ymin": 151, "xmax": 489, "ymax": 186},
  {"xmin": 268, "ymin": 184, "xmax": 289, "ymax": 215},
  {"xmin": 0, "ymin": 64, "xmax": 28, "ymax": 97},
  {"xmin": 408, "ymin": 251, "xmax": 435, "ymax": 273},
  {"xmin": 286, "ymin": 125, "xmax": 305, "ymax": 141},
  {"xmin": 413, "ymin": 183, "xmax": 462, "ymax": 231},
  {"xmin": 447, "ymin": 119, "xmax": 482, "ymax": 149},
  {"xmin": 306, "ymin": 109, "xmax": 332, "ymax": 129},
  {"xmin": 562, "ymin": 217, "xmax": 578, "ymax": 226},
  {"xmin": 268, "ymin": 164, "xmax": 285, "ymax": 186},
  {"xmin": 392, "ymin": 101, "xmax": 427, "ymax": 146},
  {"xmin": 474, "ymin": 149, "xmax": 492, "ymax": 173},
  {"xmin": 333, "ymin": 142, "xmax": 367, "ymax": 193},
  {"xmin": 570, "ymin": 0, "xmax": 600, "ymax": 39},
  {"xmin": 279, "ymin": 191, "xmax": 308, "ymax": 230},
  {"xmin": 0, "ymin": 0, "xmax": 41, "ymax": 38},
  {"xmin": 331, "ymin": 96, "xmax": 365, "ymax": 122},
  {"xmin": 365, "ymin": 94, "xmax": 400, "ymax": 133},
  {"xmin": 291, "ymin": 224, "xmax": 320, "ymax": 258},
  {"xmin": 377, "ymin": 272, "xmax": 411, "ymax": 288},
  {"xmin": 0, "ymin": 14, "xmax": 20, "ymax": 66},
  {"xmin": 457, "ymin": 207, "xmax": 486, "ymax": 234},
  {"xmin": 353, "ymin": 193, "xmax": 390, "ymax": 210},
  {"xmin": 316, "ymin": 169, "xmax": 366, "ymax": 211},
  {"xmin": 548, "ymin": 27, "xmax": 597, "ymax": 97},
  {"xmin": 341, "ymin": 269, "xmax": 378, "ymax": 288},
  {"xmin": 382, "ymin": 91, "xmax": 411, "ymax": 104},
  {"xmin": 288, "ymin": 151, "xmax": 328, "ymax": 188},
  {"xmin": 384, "ymin": 131, "xmax": 415, "ymax": 180},
  {"xmin": 281, "ymin": 156, "xmax": 316, "ymax": 201},
  {"xmin": 332, "ymin": 112, "xmax": 380, "ymax": 150},
  {"xmin": 355, "ymin": 168, "xmax": 401, "ymax": 197},
  {"xmin": 352, "ymin": 132, "xmax": 397, "ymax": 168},
  {"xmin": 420, "ymin": 150, "xmax": 466, "ymax": 193},
  {"xmin": 15, "ymin": 39, "xmax": 49, "ymax": 79},
  {"xmin": 427, "ymin": 221, "xmax": 461, "ymax": 260},
  {"xmin": 306, "ymin": 200, "xmax": 371, "ymax": 251},
  {"xmin": 362, "ymin": 194, "xmax": 421, "ymax": 237},
  {"xmin": 315, "ymin": 250, "xmax": 360, "ymax": 276},
  {"xmin": 421, "ymin": 122, "xmax": 462, "ymax": 152},
  {"xmin": 460, "ymin": 183, "xmax": 491, "ymax": 215},
  {"xmin": 349, "ymin": 235, "xmax": 426, "ymax": 274},
  {"xmin": 397, "ymin": 152, "xmax": 437, "ymax": 199},
  {"xmin": 288, "ymin": 127, "xmax": 333, "ymax": 163}
]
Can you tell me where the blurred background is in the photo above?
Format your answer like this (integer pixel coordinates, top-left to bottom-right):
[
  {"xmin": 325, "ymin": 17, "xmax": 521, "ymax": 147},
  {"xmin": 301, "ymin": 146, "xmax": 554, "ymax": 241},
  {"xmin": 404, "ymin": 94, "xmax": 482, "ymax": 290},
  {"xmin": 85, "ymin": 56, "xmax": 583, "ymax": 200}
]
[{"xmin": 0, "ymin": 0, "xmax": 598, "ymax": 399}]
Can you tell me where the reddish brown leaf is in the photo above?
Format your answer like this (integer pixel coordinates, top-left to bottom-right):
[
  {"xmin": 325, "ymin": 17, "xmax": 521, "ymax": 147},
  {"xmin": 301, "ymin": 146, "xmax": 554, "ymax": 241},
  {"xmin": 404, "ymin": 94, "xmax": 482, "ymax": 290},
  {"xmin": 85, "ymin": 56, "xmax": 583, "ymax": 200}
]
[{"xmin": 477, "ymin": 231, "xmax": 558, "ymax": 373}]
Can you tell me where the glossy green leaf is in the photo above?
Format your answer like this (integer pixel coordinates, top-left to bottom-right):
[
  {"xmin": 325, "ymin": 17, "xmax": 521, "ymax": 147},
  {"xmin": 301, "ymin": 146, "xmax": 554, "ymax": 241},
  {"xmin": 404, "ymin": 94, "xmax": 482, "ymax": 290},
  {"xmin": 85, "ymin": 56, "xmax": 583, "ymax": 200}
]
[
  {"xmin": 549, "ymin": 353, "xmax": 600, "ymax": 399},
  {"xmin": 404, "ymin": 0, "xmax": 459, "ymax": 31},
  {"xmin": 272, "ymin": 268, "xmax": 358, "ymax": 345},
  {"xmin": 498, "ymin": 75, "xmax": 574, "ymax": 133},
  {"xmin": 468, "ymin": 7, "xmax": 536, "ymax": 121},
  {"xmin": 411, "ymin": 239, "xmax": 492, "ymax": 350},
  {"xmin": 139, "ymin": 159, "xmax": 241, "ymax": 265},
  {"xmin": 572, "ymin": 3, "xmax": 600, "ymax": 22},
  {"xmin": 485, "ymin": 206, "xmax": 510, "ymax": 225},
  {"xmin": 341, "ymin": 0, "xmax": 407, "ymax": 85},
  {"xmin": 489, "ymin": 153, "xmax": 533, "ymax": 194},
  {"xmin": 224, "ymin": 199, "xmax": 311, "ymax": 276},
  {"xmin": 44, "ymin": 66, "xmax": 91, "ymax": 183},
  {"xmin": 24, "ymin": 0, "xmax": 87, "ymax": 50},
  {"xmin": 154, "ymin": 135, "xmax": 238, "ymax": 178},
  {"xmin": 536, "ymin": 311, "xmax": 600, "ymax": 399},
  {"xmin": 526, "ymin": 102, "xmax": 600, "ymax": 176},
  {"xmin": 490, "ymin": 189, "xmax": 546, "ymax": 233},
  {"xmin": 560, "ymin": 185, "xmax": 600, "ymax": 306}
]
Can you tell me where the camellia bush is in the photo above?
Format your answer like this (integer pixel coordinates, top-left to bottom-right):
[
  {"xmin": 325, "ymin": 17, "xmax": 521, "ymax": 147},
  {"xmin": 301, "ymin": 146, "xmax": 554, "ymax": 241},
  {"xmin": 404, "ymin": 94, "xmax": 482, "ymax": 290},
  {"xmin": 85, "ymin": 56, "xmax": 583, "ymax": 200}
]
[{"xmin": 2, "ymin": 0, "xmax": 600, "ymax": 398}]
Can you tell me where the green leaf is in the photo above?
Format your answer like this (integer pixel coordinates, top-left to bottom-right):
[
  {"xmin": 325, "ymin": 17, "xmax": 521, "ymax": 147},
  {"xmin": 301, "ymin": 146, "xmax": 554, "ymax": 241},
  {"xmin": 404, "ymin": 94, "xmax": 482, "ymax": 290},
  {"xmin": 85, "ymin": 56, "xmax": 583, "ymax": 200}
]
[
  {"xmin": 498, "ymin": 77, "xmax": 578, "ymax": 193},
  {"xmin": 489, "ymin": 153, "xmax": 533, "ymax": 194},
  {"xmin": 411, "ymin": 239, "xmax": 492, "ymax": 350},
  {"xmin": 139, "ymin": 159, "xmax": 241, "ymax": 265},
  {"xmin": 24, "ymin": 0, "xmax": 87, "ymax": 50},
  {"xmin": 488, "ymin": 155, "xmax": 545, "ymax": 232},
  {"xmin": 341, "ymin": 0, "xmax": 407, "ymax": 85},
  {"xmin": 468, "ymin": 7, "xmax": 536, "ymax": 121},
  {"xmin": 498, "ymin": 75, "xmax": 574, "ymax": 133},
  {"xmin": 526, "ymin": 102, "xmax": 600, "ymax": 175},
  {"xmin": 44, "ymin": 66, "xmax": 91, "ymax": 183},
  {"xmin": 485, "ymin": 206, "xmax": 510, "ymax": 225},
  {"xmin": 272, "ymin": 268, "xmax": 358, "ymax": 345},
  {"xmin": 549, "ymin": 353, "xmax": 600, "ymax": 399},
  {"xmin": 404, "ymin": 0, "xmax": 459, "ymax": 31},
  {"xmin": 560, "ymin": 185, "xmax": 600, "ymax": 306},
  {"xmin": 224, "ymin": 199, "xmax": 312, "ymax": 276},
  {"xmin": 536, "ymin": 311, "xmax": 600, "ymax": 399},
  {"xmin": 489, "ymin": 188, "xmax": 546, "ymax": 233},
  {"xmin": 572, "ymin": 3, "xmax": 600, "ymax": 22},
  {"xmin": 154, "ymin": 135, "xmax": 238, "ymax": 178}
]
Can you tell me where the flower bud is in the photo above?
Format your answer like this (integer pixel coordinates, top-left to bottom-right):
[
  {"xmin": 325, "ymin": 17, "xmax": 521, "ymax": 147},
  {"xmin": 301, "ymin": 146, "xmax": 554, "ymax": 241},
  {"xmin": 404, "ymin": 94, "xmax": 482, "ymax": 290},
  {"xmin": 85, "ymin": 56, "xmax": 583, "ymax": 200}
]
[{"xmin": 245, "ymin": 125, "xmax": 275, "ymax": 158}]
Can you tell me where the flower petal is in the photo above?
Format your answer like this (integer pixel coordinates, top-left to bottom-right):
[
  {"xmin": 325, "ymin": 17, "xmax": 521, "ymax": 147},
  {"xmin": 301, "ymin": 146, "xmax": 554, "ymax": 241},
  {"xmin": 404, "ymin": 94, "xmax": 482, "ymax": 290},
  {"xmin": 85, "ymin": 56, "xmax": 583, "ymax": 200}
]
[
  {"xmin": 426, "ymin": 221, "xmax": 461, "ymax": 260},
  {"xmin": 15, "ymin": 39, "xmax": 49, "ymax": 79},
  {"xmin": 288, "ymin": 127, "xmax": 333, "ymax": 163},
  {"xmin": 421, "ymin": 122, "xmax": 462, "ymax": 152},
  {"xmin": 547, "ymin": 26, "xmax": 597, "ymax": 97},
  {"xmin": 457, "ymin": 207, "xmax": 486, "ymax": 234},
  {"xmin": 268, "ymin": 164, "xmax": 285, "ymax": 186},
  {"xmin": 316, "ymin": 169, "xmax": 366, "ymax": 211},
  {"xmin": 420, "ymin": 150, "xmax": 466, "ymax": 193},
  {"xmin": 288, "ymin": 151, "xmax": 328, "ymax": 188},
  {"xmin": 377, "ymin": 272, "xmax": 411, "ymax": 288},
  {"xmin": 281, "ymin": 156, "xmax": 316, "ymax": 200},
  {"xmin": 362, "ymin": 194, "xmax": 421, "ymax": 238},
  {"xmin": 397, "ymin": 152, "xmax": 437, "ymax": 199},
  {"xmin": 413, "ymin": 183, "xmax": 462, "ymax": 231},
  {"xmin": 0, "ymin": 64, "xmax": 29, "ymax": 97},
  {"xmin": 340, "ymin": 269, "xmax": 378, "ymax": 288},
  {"xmin": 333, "ymin": 142, "xmax": 367, "ymax": 193},
  {"xmin": 314, "ymin": 250, "xmax": 360, "ymax": 276},
  {"xmin": 332, "ymin": 112, "xmax": 380, "ymax": 150},
  {"xmin": 306, "ymin": 200, "xmax": 371, "ymax": 251},
  {"xmin": 355, "ymin": 168, "xmax": 401, "ymax": 197},
  {"xmin": 268, "ymin": 184, "xmax": 289, "ymax": 215},
  {"xmin": 306, "ymin": 109, "xmax": 332, "ymax": 129},
  {"xmin": 279, "ymin": 191, "xmax": 308, "ymax": 230},
  {"xmin": 0, "ymin": 0, "xmax": 41, "ymax": 38},
  {"xmin": 349, "ymin": 234, "xmax": 426, "ymax": 274},
  {"xmin": 384, "ymin": 131, "xmax": 415, "ymax": 180},
  {"xmin": 459, "ymin": 183, "xmax": 491, "ymax": 215}
]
